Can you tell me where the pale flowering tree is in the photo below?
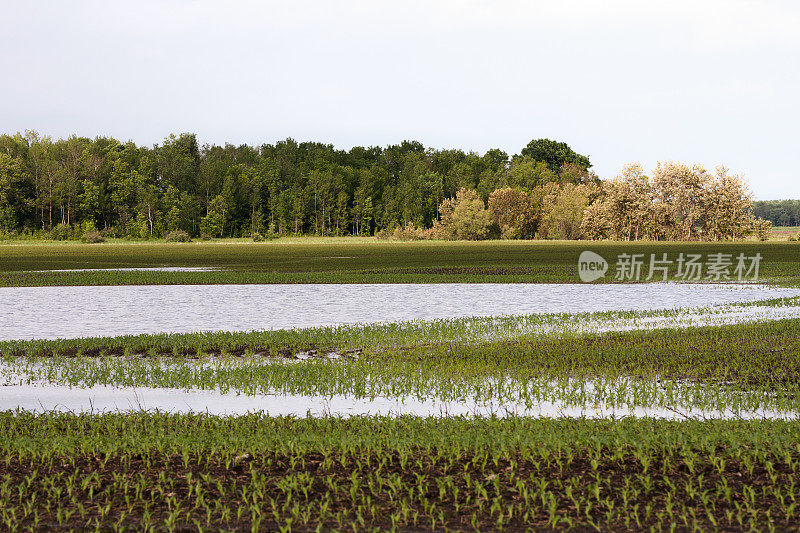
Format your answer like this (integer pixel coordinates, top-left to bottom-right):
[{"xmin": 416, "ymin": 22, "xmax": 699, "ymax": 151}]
[
  {"xmin": 702, "ymin": 166, "xmax": 756, "ymax": 241},
  {"xmin": 582, "ymin": 164, "xmax": 654, "ymax": 240},
  {"xmin": 487, "ymin": 187, "xmax": 538, "ymax": 239},
  {"xmin": 581, "ymin": 161, "xmax": 770, "ymax": 241},
  {"xmin": 651, "ymin": 161, "xmax": 710, "ymax": 240}
]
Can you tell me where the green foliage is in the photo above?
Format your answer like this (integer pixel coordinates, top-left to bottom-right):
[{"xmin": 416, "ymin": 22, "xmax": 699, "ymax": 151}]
[
  {"xmin": 520, "ymin": 138, "xmax": 592, "ymax": 173},
  {"xmin": 753, "ymin": 199, "xmax": 800, "ymax": 226},
  {"xmin": 0, "ymin": 153, "xmax": 27, "ymax": 233},
  {"xmin": 134, "ymin": 212, "xmax": 150, "ymax": 239},
  {"xmin": 164, "ymin": 230, "xmax": 191, "ymax": 243},
  {"xmin": 50, "ymin": 223, "xmax": 72, "ymax": 241},
  {"xmin": 506, "ymin": 157, "xmax": 558, "ymax": 189},
  {"xmin": 0, "ymin": 131, "xmax": 594, "ymax": 239},
  {"xmin": 200, "ymin": 194, "xmax": 226, "ymax": 237}
]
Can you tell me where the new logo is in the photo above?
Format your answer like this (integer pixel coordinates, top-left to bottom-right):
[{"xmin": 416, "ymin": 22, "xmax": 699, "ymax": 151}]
[{"xmin": 578, "ymin": 251, "xmax": 608, "ymax": 282}]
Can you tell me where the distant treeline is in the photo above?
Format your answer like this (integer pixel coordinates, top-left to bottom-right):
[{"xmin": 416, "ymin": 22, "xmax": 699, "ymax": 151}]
[
  {"xmin": 0, "ymin": 132, "xmax": 771, "ymax": 241},
  {"xmin": 0, "ymin": 132, "xmax": 593, "ymax": 238},
  {"xmin": 752, "ymin": 200, "xmax": 800, "ymax": 227}
]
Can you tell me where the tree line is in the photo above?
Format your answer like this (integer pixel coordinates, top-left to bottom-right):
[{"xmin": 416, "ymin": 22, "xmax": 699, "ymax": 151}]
[
  {"xmin": 0, "ymin": 131, "xmax": 772, "ymax": 241},
  {"xmin": 752, "ymin": 200, "xmax": 800, "ymax": 227},
  {"xmin": 0, "ymin": 132, "xmax": 594, "ymax": 238}
]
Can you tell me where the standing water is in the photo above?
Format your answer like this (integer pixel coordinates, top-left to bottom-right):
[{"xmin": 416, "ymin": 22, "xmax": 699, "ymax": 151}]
[{"xmin": 1, "ymin": 283, "xmax": 799, "ymax": 340}]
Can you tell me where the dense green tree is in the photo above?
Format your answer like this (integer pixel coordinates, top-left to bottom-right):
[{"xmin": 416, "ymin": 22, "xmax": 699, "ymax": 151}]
[
  {"xmin": 753, "ymin": 200, "xmax": 800, "ymax": 226},
  {"xmin": 519, "ymin": 138, "xmax": 591, "ymax": 174},
  {"xmin": 0, "ymin": 153, "xmax": 28, "ymax": 232},
  {"xmin": 159, "ymin": 133, "xmax": 200, "ymax": 192},
  {"xmin": 506, "ymin": 157, "xmax": 557, "ymax": 190}
]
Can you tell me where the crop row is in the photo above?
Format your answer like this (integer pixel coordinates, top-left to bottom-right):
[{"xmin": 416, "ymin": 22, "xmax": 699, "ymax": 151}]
[
  {"xmin": 1, "ymin": 240, "xmax": 798, "ymax": 286},
  {"xmin": 3, "ymin": 414, "xmax": 800, "ymax": 531}
]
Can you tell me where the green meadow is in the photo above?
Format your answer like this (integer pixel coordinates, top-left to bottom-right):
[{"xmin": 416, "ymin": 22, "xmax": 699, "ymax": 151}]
[{"xmin": 0, "ymin": 237, "xmax": 798, "ymax": 286}]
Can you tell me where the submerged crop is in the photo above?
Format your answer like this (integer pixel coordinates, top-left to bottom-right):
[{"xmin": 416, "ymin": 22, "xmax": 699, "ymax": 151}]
[{"xmin": 3, "ymin": 318, "xmax": 800, "ymax": 418}]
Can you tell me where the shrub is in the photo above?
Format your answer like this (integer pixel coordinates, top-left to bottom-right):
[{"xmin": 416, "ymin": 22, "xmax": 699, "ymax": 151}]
[
  {"xmin": 390, "ymin": 223, "xmax": 429, "ymax": 241},
  {"xmin": 750, "ymin": 218, "xmax": 772, "ymax": 242},
  {"xmin": 82, "ymin": 230, "xmax": 105, "ymax": 243},
  {"xmin": 164, "ymin": 230, "xmax": 191, "ymax": 243},
  {"xmin": 51, "ymin": 223, "xmax": 73, "ymax": 241},
  {"xmin": 251, "ymin": 232, "xmax": 264, "ymax": 242}
]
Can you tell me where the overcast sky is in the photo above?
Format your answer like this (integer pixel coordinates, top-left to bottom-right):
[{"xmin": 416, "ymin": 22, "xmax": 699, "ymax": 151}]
[{"xmin": 2, "ymin": 1, "xmax": 798, "ymax": 199}]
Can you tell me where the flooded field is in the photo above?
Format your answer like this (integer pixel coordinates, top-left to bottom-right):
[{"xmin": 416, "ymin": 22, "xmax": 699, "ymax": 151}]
[
  {"xmin": 2, "ymin": 380, "xmax": 793, "ymax": 420},
  {"xmin": 1, "ymin": 284, "xmax": 799, "ymax": 532},
  {"xmin": 2, "ymin": 282, "xmax": 799, "ymax": 341},
  {"xmin": 3, "ymin": 340, "xmax": 798, "ymax": 421},
  {"xmin": 2, "ymin": 378, "xmax": 792, "ymax": 420}
]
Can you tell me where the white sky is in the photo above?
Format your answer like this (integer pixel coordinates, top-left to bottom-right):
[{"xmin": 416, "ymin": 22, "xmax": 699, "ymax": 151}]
[{"xmin": 2, "ymin": 0, "xmax": 798, "ymax": 199}]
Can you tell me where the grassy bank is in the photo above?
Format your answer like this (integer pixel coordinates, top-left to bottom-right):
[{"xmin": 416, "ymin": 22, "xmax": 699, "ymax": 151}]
[
  {"xmin": 0, "ymin": 238, "xmax": 797, "ymax": 286},
  {"xmin": 2, "ymin": 414, "xmax": 800, "ymax": 531}
]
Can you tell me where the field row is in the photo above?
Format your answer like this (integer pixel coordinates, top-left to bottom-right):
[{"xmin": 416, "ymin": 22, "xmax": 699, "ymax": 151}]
[
  {"xmin": 2, "ymin": 414, "xmax": 800, "ymax": 531},
  {"xmin": 0, "ymin": 240, "xmax": 798, "ymax": 286}
]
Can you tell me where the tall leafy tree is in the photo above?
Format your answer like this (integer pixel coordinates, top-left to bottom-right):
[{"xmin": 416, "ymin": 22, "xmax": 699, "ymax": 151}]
[{"xmin": 520, "ymin": 138, "xmax": 591, "ymax": 174}]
